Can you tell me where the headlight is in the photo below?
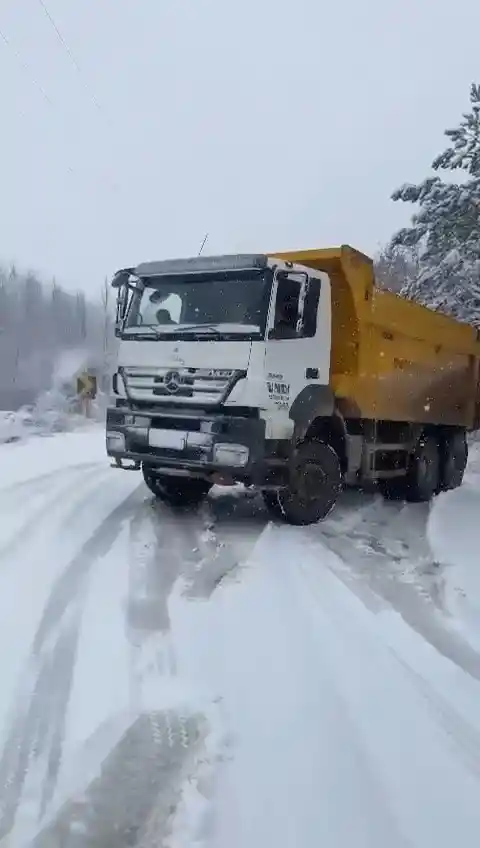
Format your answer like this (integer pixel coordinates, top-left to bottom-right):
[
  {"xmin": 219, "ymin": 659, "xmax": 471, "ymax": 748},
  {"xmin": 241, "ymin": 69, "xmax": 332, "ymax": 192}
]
[
  {"xmin": 106, "ymin": 431, "xmax": 126, "ymax": 452},
  {"xmin": 213, "ymin": 443, "xmax": 249, "ymax": 467},
  {"xmin": 124, "ymin": 415, "xmax": 149, "ymax": 428}
]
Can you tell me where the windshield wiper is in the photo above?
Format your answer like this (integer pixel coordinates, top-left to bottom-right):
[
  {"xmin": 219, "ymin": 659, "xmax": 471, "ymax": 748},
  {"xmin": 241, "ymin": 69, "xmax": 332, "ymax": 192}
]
[
  {"xmin": 178, "ymin": 323, "xmax": 261, "ymax": 334},
  {"xmin": 177, "ymin": 324, "xmax": 224, "ymax": 334},
  {"xmin": 126, "ymin": 325, "xmax": 179, "ymax": 337},
  {"xmin": 125, "ymin": 323, "xmax": 256, "ymax": 338}
]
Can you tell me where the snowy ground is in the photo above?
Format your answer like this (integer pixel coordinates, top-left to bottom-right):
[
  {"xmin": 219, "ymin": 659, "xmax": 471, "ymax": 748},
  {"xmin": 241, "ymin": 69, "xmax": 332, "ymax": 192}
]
[
  {"xmin": 1, "ymin": 430, "xmax": 480, "ymax": 846},
  {"xmin": 0, "ymin": 408, "xmax": 97, "ymax": 446}
]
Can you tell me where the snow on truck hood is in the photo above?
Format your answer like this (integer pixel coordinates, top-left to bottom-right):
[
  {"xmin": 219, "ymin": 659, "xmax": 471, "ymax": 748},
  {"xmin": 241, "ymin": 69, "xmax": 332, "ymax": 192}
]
[{"xmin": 117, "ymin": 338, "xmax": 254, "ymax": 372}]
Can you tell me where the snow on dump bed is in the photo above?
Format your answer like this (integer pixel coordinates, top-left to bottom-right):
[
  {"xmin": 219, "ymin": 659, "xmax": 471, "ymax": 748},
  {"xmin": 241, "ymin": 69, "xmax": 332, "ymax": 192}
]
[{"xmin": 168, "ymin": 525, "xmax": 480, "ymax": 848}]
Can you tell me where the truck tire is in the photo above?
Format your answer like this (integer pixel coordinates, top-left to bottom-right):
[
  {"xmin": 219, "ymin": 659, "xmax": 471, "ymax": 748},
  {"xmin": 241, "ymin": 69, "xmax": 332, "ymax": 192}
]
[
  {"xmin": 379, "ymin": 434, "xmax": 440, "ymax": 503},
  {"xmin": 142, "ymin": 464, "xmax": 211, "ymax": 507},
  {"xmin": 261, "ymin": 491, "xmax": 283, "ymax": 519},
  {"xmin": 263, "ymin": 440, "xmax": 341, "ymax": 525},
  {"xmin": 377, "ymin": 477, "xmax": 408, "ymax": 501},
  {"xmin": 406, "ymin": 433, "xmax": 441, "ymax": 502},
  {"xmin": 440, "ymin": 429, "xmax": 468, "ymax": 491}
]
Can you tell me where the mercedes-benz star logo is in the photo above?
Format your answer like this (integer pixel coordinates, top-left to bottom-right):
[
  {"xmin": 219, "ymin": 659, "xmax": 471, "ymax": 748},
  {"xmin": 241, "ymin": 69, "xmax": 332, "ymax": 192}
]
[{"xmin": 164, "ymin": 370, "xmax": 182, "ymax": 394}]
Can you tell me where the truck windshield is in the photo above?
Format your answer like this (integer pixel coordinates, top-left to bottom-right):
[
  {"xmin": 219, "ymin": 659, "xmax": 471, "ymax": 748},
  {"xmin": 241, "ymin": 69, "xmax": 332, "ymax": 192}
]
[{"xmin": 124, "ymin": 269, "xmax": 270, "ymax": 340}]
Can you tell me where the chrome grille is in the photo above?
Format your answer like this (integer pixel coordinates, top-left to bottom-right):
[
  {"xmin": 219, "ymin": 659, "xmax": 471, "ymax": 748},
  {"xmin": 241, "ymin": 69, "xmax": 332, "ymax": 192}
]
[{"xmin": 122, "ymin": 366, "xmax": 236, "ymax": 405}]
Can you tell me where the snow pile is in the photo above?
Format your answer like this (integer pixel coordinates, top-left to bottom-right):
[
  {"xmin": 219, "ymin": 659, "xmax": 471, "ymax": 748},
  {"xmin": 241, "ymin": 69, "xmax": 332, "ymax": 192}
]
[
  {"xmin": 0, "ymin": 348, "xmax": 109, "ymax": 444},
  {"xmin": 427, "ymin": 441, "xmax": 480, "ymax": 650},
  {"xmin": 0, "ymin": 398, "xmax": 96, "ymax": 445},
  {"xmin": 0, "ymin": 411, "xmax": 27, "ymax": 444}
]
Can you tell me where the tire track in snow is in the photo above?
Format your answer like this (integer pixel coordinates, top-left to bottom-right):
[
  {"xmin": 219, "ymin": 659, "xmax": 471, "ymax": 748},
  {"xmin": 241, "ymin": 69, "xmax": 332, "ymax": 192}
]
[
  {"xmin": 124, "ymin": 499, "xmax": 227, "ymax": 761},
  {"xmin": 124, "ymin": 491, "xmax": 263, "ymax": 717},
  {"xmin": 1, "ymin": 482, "xmax": 263, "ymax": 844},
  {"xmin": 125, "ymin": 490, "xmax": 264, "ymax": 656},
  {"xmin": 0, "ymin": 461, "xmax": 103, "ymax": 503},
  {"xmin": 30, "ymin": 494, "xmax": 235, "ymax": 847},
  {"xmin": 0, "ymin": 464, "xmax": 110, "ymax": 563},
  {"xmin": 31, "ymin": 712, "xmax": 207, "ymax": 848},
  {"xmin": 307, "ymin": 492, "xmax": 480, "ymax": 681},
  {"xmin": 293, "ymin": 539, "xmax": 480, "ymax": 790},
  {"xmin": 71, "ymin": 492, "xmax": 262, "ymax": 848},
  {"xmin": 0, "ymin": 478, "xmax": 140, "ymax": 842},
  {"xmin": 243, "ymin": 528, "xmax": 480, "ymax": 847}
]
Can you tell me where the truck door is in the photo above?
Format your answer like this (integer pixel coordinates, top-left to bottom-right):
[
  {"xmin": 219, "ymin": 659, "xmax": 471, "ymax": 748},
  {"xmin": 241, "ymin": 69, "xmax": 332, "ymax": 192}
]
[{"xmin": 264, "ymin": 268, "xmax": 331, "ymax": 438}]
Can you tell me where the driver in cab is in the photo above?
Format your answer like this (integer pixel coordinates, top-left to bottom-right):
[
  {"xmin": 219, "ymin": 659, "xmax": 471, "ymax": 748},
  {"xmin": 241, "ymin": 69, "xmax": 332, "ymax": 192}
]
[{"xmin": 274, "ymin": 286, "xmax": 299, "ymax": 339}]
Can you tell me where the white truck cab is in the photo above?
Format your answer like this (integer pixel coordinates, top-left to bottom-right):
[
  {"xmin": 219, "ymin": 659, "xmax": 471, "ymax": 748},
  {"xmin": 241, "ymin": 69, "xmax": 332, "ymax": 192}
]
[{"xmin": 107, "ymin": 252, "xmax": 340, "ymax": 524}]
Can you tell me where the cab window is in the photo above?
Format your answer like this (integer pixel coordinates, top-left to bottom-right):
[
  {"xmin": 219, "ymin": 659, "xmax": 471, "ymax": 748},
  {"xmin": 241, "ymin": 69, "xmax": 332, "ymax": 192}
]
[{"xmin": 271, "ymin": 274, "xmax": 320, "ymax": 339}]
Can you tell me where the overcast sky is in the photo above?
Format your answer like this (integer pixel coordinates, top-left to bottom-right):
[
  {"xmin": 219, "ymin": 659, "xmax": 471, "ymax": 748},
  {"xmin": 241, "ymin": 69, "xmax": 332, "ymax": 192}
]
[{"xmin": 1, "ymin": 0, "xmax": 479, "ymax": 295}]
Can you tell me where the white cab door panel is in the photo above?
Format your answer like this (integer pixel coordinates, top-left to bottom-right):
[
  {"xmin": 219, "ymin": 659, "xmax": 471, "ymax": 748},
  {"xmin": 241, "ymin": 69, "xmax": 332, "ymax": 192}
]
[{"xmin": 263, "ymin": 268, "xmax": 331, "ymax": 439}]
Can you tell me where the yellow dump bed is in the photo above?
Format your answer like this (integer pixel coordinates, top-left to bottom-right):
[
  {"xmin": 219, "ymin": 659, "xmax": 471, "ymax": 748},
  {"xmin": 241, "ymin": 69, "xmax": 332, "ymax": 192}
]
[{"xmin": 273, "ymin": 245, "xmax": 480, "ymax": 428}]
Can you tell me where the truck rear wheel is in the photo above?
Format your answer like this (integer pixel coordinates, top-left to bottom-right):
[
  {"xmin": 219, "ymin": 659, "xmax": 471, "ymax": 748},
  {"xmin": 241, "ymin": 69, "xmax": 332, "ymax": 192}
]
[
  {"xmin": 380, "ymin": 434, "xmax": 440, "ymax": 503},
  {"xmin": 406, "ymin": 434, "xmax": 441, "ymax": 502},
  {"xmin": 142, "ymin": 464, "xmax": 212, "ymax": 507},
  {"xmin": 378, "ymin": 434, "xmax": 440, "ymax": 503},
  {"xmin": 440, "ymin": 429, "xmax": 468, "ymax": 491},
  {"xmin": 263, "ymin": 440, "xmax": 341, "ymax": 525},
  {"xmin": 261, "ymin": 491, "xmax": 285, "ymax": 520}
]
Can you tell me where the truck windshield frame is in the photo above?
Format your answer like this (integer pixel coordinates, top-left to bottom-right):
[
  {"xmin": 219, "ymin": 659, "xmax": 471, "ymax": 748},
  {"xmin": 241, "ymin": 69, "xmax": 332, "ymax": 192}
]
[{"xmin": 122, "ymin": 268, "xmax": 273, "ymax": 341}]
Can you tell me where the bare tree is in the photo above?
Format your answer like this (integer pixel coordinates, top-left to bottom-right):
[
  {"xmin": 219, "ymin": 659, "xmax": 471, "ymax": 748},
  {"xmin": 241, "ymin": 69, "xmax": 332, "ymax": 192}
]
[{"xmin": 0, "ymin": 264, "xmax": 110, "ymax": 410}]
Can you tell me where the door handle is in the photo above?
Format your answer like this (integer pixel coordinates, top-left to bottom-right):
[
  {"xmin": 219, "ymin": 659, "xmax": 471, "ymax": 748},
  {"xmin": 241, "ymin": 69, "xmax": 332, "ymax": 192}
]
[{"xmin": 305, "ymin": 367, "xmax": 319, "ymax": 379}]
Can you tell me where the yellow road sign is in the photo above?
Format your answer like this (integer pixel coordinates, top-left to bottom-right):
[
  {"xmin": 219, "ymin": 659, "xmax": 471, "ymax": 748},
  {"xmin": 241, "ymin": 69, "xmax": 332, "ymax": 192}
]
[{"xmin": 76, "ymin": 372, "xmax": 97, "ymax": 399}]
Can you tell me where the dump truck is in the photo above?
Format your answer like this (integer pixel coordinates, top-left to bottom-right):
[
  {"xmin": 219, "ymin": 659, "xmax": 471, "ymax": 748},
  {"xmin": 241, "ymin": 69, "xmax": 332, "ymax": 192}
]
[{"xmin": 106, "ymin": 245, "xmax": 480, "ymax": 524}]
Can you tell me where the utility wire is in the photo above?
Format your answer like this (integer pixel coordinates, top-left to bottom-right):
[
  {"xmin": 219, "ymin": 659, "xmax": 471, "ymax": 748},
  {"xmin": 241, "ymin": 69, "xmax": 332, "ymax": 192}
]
[
  {"xmin": 37, "ymin": 0, "xmax": 83, "ymax": 76},
  {"xmin": 0, "ymin": 23, "xmax": 119, "ymax": 191},
  {"xmin": 0, "ymin": 26, "xmax": 53, "ymax": 107},
  {"xmin": 36, "ymin": 0, "xmax": 105, "ymax": 116},
  {"xmin": 0, "ymin": 23, "xmax": 74, "ymax": 177}
]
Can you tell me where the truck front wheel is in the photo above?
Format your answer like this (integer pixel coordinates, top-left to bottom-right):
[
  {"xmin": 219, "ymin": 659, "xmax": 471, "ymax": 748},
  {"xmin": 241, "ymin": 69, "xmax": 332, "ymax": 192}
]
[
  {"xmin": 142, "ymin": 464, "xmax": 212, "ymax": 507},
  {"xmin": 263, "ymin": 440, "xmax": 342, "ymax": 525}
]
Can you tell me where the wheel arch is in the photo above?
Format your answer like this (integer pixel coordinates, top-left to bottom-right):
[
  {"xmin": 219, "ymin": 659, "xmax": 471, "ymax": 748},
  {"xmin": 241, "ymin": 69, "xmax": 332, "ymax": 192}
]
[
  {"xmin": 289, "ymin": 385, "xmax": 348, "ymax": 473},
  {"xmin": 303, "ymin": 413, "xmax": 348, "ymax": 474}
]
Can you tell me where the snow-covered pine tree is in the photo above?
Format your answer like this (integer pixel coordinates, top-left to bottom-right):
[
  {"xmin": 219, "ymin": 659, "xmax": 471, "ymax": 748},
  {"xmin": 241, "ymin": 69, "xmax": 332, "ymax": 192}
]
[
  {"xmin": 391, "ymin": 83, "xmax": 480, "ymax": 325},
  {"xmin": 374, "ymin": 244, "xmax": 419, "ymax": 293}
]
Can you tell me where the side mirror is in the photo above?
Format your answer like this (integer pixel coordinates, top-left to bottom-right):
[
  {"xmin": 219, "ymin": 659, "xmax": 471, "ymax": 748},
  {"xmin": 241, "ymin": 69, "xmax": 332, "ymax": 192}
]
[
  {"xmin": 111, "ymin": 268, "xmax": 137, "ymax": 335},
  {"xmin": 115, "ymin": 285, "xmax": 129, "ymax": 335},
  {"xmin": 111, "ymin": 268, "xmax": 133, "ymax": 289},
  {"xmin": 296, "ymin": 276, "xmax": 310, "ymax": 334}
]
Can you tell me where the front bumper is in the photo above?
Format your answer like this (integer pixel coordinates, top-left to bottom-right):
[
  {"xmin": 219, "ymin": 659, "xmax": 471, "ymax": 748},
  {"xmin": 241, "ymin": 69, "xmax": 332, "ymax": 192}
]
[{"xmin": 106, "ymin": 405, "xmax": 276, "ymax": 484}]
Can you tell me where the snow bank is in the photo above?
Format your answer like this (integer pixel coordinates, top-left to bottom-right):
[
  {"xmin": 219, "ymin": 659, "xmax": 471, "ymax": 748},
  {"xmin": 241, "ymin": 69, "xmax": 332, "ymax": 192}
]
[
  {"xmin": 0, "ymin": 346, "xmax": 113, "ymax": 446},
  {"xmin": 428, "ymin": 487, "xmax": 480, "ymax": 650},
  {"xmin": 0, "ymin": 401, "xmax": 102, "ymax": 445},
  {"xmin": 0, "ymin": 411, "xmax": 27, "ymax": 444},
  {"xmin": 427, "ymin": 440, "xmax": 480, "ymax": 650},
  {"xmin": 0, "ymin": 346, "xmax": 109, "ymax": 445}
]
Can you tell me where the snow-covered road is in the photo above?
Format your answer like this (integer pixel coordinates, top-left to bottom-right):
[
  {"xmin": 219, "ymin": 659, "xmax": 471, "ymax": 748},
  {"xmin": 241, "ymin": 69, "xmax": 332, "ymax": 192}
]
[{"xmin": 1, "ymin": 429, "xmax": 480, "ymax": 847}]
